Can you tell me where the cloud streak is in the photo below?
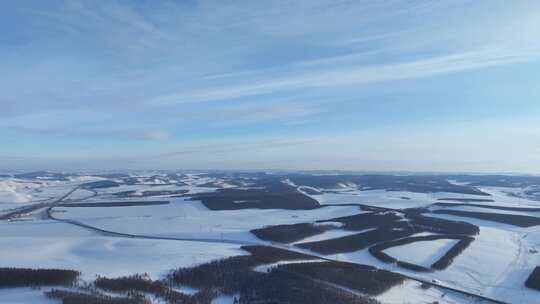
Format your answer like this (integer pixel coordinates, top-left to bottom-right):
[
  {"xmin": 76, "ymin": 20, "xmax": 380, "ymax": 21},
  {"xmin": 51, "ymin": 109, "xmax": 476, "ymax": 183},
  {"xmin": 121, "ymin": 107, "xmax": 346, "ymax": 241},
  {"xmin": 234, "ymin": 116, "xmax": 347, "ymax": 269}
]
[
  {"xmin": 150, "ymin": 46, "xmax": 540, "ymax": 105},
  {"xmin": 10, "ymin": 126, "xmax": 172, "ymax": 142}
]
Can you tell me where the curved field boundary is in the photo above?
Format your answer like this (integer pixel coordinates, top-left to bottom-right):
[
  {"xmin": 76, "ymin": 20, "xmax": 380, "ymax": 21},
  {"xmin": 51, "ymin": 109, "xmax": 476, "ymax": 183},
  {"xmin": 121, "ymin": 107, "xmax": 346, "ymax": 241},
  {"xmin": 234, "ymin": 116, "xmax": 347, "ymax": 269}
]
[
  {"xmin": 433, "ymin": 202, "xmax": 540, "ymax": 212},
  {"xmin": 432, "ymin": 209, "xmax": 540, "ymax": 227},
  {"xmin": 251, "ymin": 223, "xmax": 334, "ymax": 243},
  {"xmin": 369, "ymin": 234, "xmax": 474, "ymax": 272}
]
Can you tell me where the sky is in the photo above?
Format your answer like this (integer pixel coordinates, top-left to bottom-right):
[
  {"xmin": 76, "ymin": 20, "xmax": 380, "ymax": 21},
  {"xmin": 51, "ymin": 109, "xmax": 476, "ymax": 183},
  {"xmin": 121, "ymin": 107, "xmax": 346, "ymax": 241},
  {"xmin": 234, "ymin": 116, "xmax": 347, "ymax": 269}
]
[{"xmin": 1, "ymin": 0, "xmax": 540, "ymax": 173}]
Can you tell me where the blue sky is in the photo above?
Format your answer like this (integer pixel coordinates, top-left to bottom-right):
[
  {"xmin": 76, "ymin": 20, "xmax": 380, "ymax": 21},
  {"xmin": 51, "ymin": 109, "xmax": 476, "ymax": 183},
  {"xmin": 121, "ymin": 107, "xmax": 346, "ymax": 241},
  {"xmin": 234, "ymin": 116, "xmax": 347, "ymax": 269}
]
[{"xmin": 1, "ymin": 0, "xmax": 540, "ymax": 172}]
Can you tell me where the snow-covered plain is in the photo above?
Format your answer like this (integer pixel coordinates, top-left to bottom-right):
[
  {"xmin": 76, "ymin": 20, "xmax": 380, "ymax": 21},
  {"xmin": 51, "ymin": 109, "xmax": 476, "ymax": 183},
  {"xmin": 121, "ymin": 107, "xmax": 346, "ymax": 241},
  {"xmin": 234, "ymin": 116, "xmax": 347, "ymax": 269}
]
[
  {"xmin": 0, "ymin": 220, "xmax": 243, "ymax": 281},
  {"xmin": 308, "ymin": 188, "xmax": 494, "ymax": 209},
  {"xmin": 0, "ymin": 288, "xmax": 55, "ymax": 304},
  {"xmin": 53, "ymin": 198, "xmax": 362, "ymax": 243},
  {"xmin": 383, "ymin": 238, "xmax": 459, "ymax": 268},
  {"xmin": 1, "ymin": 173, "xmax": 540, "ymax": 304},
  {"xmin": 376, "ymin": 280, "xmax": 486, "ymax": 304}
]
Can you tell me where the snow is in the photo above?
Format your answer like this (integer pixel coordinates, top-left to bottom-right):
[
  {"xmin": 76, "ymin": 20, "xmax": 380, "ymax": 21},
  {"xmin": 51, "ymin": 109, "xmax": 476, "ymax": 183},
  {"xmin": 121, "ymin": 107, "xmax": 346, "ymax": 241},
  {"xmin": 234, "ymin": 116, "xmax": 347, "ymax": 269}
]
[
  {"xmin": 253, "ymin": 259, "xmax": 324, "ymax": 273},
  {"xmin": 0, "ymin": 179, "xmax": 36, "ymax": 204},
  {"xmin": 377, "ymin": 280, "xmax": 484, "ymax": 304},
  {"xmin": 433, "ymin": 227, "xmax": 526, "ymax": 299},
  {"xmin": 479, "ymin": 187, "xmax": 540, "ymax": 207},
  {"xmin": 296, "ymin": 185, "xmax": 321, "ymax": 196},
  {"xmin": 281, "ymin": 179, "xmax": 297, "ymax": 187},
  {"xmin": 0, "ymin": 177, "xmax": 90, "ymax": 211},
  {"xmin": 293, "ymin": 228, "xmax": 371, "ymax": 244},
  {"xmin": 174, "ymin": 285, "xmax": 199, "ymax": 295},
  {"xmin": 3, "ymin": 173, "xmax": 540, "ymax": 304},
  {"xmin": 54, "ymin": 198, "xmax": 362, "ymax": 243},
  {"xmin": 485, "ymin": 186, "xmax": 540, "ymax": 203},
  {"xmin": 0, "ymin": 288, "xmax": 55, "ymax": 304},
  {"xmin": 383, "ymin": 238, "xmax": 459, "ymax": 267},
  {"xmin": 0, "ymin": 220, "xmax": 242, "ymax": 281},
  {"xmin": 312, "ymin": 189, "xmax": 447, "ymax": 209},
  {"xmin": 307, "ymin": 185, "xmax": 502, "ymax": 210},
  {"xmin": 99, "ymin": 184, "xmax": 178, "ymax": 193},
  {"xmin": 212, "ymin": 294, "xmax": 238, "ymax": 304}
]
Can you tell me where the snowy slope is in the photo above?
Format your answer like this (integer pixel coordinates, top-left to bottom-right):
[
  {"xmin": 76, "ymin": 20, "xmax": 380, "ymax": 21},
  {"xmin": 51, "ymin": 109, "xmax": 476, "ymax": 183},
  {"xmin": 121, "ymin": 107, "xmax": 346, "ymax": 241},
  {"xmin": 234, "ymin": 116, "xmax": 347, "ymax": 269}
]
[
  {"xmin": 53, "ymin": 198, "xmax": 361, "ymax": 242},
  {"xmin": 0, "ymin": 220, "xmax": 242, "ymax": 280}
]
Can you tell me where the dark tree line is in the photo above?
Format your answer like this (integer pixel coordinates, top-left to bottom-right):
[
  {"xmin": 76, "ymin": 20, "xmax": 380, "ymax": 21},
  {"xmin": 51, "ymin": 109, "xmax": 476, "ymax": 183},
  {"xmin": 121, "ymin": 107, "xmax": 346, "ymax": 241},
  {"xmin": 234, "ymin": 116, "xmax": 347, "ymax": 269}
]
[
  {"xmin": 171, "ymin": 255, "xmax": 257, "ymax": 295},
  {"xmin": 188, "ymin": 187, "xmax": 320, "ymax": 210},
  {"xmin": 432, "ymin": 209, "xmax": 540, "ymax": 227},
  {"xmin": 276, "ymin": 261, "xmax": 405, "ymax": 295},
  {"xmin": 7, "ymin": 246, "xmax": 406, "ymax": 304},
  {"xmin": 404, "ymin": 213, "xmax": 480, "ymax": 235},
  {"xmin": 238, "ymin": 269, "xmax": 380, "ymax": 304},
  {"xmin": 294, "ymin": 209, "xmax": 479, "ymax": 255},
  {"xmin": 369, "ymin": 235, "xmax": 474, "ymax": 272},
  {"xmin": 81, "ymin": 180, "xmax": 120, "ymax": 189},
  {"xmin": 251, "ymin": 223, "xmax": 333, "ymax": 243},
  {"xmin": 45, "ymin": 289, "xmax": 150, "ymax": 304},
  {"xmin": 170, "ymin": 245, "xmax": 404, "ymax": 303},
  {"xmin": 317, "ymin": 211, "xmax": 402, "ymax": 231},
  {"xmin": 95, "ymin": 274, "xmax": 215, "ymax": 304},
  {"xmin": 431, "ymin": 237, "xmax": 474, "ymax": 270},
  {"xmin": 297, "ymin": 224, "xmax": 419, "ymax": 254},
  {"xmin": 0, "ymin": 268, "xmax": 80, "ymax": 287},
  {"xmin": 526, "ymin": 266, "xmax": 540, "ymax": 291},
  {"xmin": 171, "ymin": 245, "xmax": 318, "ymax": 294},
  {"xmin": 172, "ymin": 257, "xmax": 385, "ymax": 304}
]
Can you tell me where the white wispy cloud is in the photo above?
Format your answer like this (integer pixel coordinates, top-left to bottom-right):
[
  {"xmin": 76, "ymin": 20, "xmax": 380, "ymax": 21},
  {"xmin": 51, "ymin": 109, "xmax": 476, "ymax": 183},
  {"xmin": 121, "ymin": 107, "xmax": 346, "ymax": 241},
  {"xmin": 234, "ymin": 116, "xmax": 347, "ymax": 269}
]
[
  {"xmin": 7, "ymin": 0, "xmax": 540, "ymax": 111},
  {"xmin": 10, "ymin": 126, "xmax": 172, "ymax": 142},
  {"xmin": 150, "ymin": 46, "xmax": 540, "ymax": 105},
  {"xmin": 42, "ymin": 0, "xmax": 172, "ymax": 52}
]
